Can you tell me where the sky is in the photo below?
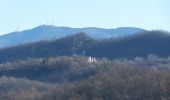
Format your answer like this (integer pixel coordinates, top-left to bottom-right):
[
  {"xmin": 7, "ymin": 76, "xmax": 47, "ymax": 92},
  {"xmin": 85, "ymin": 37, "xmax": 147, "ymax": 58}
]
[{"xmin": 0, "ymin": 0, "xmax": 170, "ymax": 35}]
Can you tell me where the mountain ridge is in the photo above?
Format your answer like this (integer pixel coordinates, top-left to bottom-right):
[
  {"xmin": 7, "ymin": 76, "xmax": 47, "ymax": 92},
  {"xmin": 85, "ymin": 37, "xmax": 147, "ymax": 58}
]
[{"xmin": 0, "ymin": 25, "xmax": 145, "ymax": 48}]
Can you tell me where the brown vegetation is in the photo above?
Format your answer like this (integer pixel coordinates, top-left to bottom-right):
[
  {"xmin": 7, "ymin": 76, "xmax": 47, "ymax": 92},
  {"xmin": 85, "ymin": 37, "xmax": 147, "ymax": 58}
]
[{"xmin": 0, "ymin": 55, "xmax": 169, "ymax": 100}]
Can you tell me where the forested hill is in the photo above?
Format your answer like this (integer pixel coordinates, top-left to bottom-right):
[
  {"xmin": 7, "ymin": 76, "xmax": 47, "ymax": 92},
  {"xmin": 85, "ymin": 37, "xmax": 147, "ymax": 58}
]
[
  {"xmin": 0, "ymin": 30, "xmax": 170, "ymax": 63},
  {"xmin": 87, "ymin": 30, "xmax": 170, "ymax": 58}
]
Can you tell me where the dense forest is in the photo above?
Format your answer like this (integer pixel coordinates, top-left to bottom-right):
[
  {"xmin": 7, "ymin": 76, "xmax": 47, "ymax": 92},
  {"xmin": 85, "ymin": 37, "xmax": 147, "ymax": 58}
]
[{"xmin": 0, "ymin": 30, "xmax": 170, "ymax": 100}]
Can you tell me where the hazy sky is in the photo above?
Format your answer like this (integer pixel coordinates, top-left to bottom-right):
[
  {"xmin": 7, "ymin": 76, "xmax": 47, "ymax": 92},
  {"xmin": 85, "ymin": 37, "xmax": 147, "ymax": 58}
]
[{"xmin": 0, "ymin": 0, "xmax": 170, "ymax": 35}]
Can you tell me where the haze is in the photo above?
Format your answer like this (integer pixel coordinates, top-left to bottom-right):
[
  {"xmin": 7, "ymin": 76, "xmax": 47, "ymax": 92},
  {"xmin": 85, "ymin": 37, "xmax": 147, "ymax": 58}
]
[{"xmin": 0, "ymin": 0, "xmax": 170, "ymax": 35}]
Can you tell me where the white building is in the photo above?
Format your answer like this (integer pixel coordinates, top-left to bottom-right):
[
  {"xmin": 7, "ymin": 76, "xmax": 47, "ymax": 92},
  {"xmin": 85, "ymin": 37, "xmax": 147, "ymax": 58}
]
[{"xmin": 88, "ymin": 56, "xmax": 97, "ymax": 63}]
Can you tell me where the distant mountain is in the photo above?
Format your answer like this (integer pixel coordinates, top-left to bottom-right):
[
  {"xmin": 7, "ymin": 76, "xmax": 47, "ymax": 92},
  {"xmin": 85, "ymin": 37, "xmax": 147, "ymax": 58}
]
[
  {"xmin": 0, "ymin": 30, "xmax": 170, "ymax": 63},
  {"xmin": 0, "ymin": 25, "xmax": 145, "ymax": 48}
]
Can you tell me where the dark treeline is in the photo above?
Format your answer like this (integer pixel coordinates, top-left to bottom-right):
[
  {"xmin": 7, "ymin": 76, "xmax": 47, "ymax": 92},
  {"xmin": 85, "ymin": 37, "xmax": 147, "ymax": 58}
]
[
  {"xmin": 0, "ymin": 56, "xmax": 169, "ymax": 100},
  {"xmin": 0, "ymin": 30, "xmax": 170, "ymax": 63}
]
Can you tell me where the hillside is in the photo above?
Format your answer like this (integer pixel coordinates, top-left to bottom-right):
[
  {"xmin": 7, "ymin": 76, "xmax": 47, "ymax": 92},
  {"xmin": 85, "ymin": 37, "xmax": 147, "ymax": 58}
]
[
  {"xmin": 0, "ymin": 56, "xmax": 97, "ymax": 83},
  {"xmin": 0, "ymin": 30, "xmax": 170, "ymax": 63},
  {"xmin": 0, "ymin": 56, "xmax": 169, "ymax": 100},
  {"xmin": 87, "ymin": 30, "xmax": 170, "ymax": 58},
  {"xmin": 0, "ymin": 25, "xmax": 145, "ymax": 48}
]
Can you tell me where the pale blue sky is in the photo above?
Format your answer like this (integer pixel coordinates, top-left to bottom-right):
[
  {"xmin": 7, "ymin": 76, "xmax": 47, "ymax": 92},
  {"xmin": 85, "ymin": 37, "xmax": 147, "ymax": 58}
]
[{"xmin": 0, "ymin": 0, "xmax": 170, "ymax": 35}]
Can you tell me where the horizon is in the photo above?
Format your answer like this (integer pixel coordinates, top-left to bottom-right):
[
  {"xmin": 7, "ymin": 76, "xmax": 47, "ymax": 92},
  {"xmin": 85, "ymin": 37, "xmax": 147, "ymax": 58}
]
[
  {"xmin": 0, "ymin": 25, "xmax": 148, "ymax": 36},
  {"xmin": 1, "ymin": 24, "xmax": 170, "ymax": 36},
  {"xmin": 0, "ymin": 0, "xmax": 170, "ymax": 35}
]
